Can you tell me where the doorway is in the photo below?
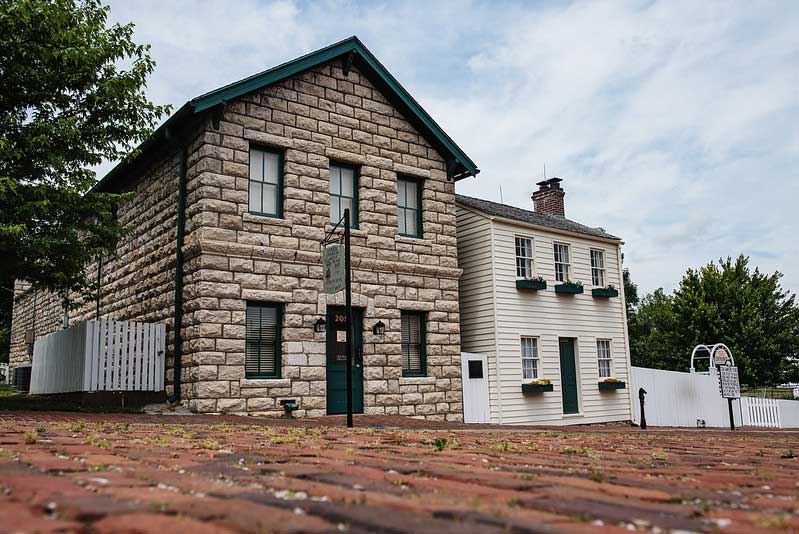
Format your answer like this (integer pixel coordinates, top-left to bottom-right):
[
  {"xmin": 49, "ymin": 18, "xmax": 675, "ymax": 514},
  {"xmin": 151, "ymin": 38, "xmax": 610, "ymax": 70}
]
[
  {"xmin": 325, "ymin": 307, "xmax": 364, "ymax": 414},
  {"xmin": 559, "ymin": 338, "xmax": 579, "ymax": 414}
]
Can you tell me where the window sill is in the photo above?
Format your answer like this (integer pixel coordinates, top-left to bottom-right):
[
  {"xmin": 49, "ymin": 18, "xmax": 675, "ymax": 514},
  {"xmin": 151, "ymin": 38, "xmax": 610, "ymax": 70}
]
[
  {"xmin": 241, "ymin": 378, "xmax": 289, "ymax": 388},
  {"xmin": 243, "ymin": 212, "xmax": 291, "ymax": 227},
  {"xmin": 399, "ymin": 376, "xmax": 435, "ymax": 385},
  {"xmin": 395, "ymin": 234, "xmax": 426, "ymax": 243}
]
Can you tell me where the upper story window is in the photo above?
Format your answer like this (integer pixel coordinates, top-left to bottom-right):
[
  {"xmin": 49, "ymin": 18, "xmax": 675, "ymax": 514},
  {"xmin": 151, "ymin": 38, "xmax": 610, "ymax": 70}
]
[
  {"xmin": 245, "ymin": 302, "xmax": 282, "ymax": 379},
  {"xmin": 521, "ymin": 336, "xmax": 539, "ymax": 380},
  {"xmin": 515, "ymin": 237, "xmax": 534, "ymax": 279},
  {"xmin": 591, "ymin": 249, "xmax": 605, "ymax": 286},
  {"xmin": 397, "ymin": 177, "xmax": 422, "ymax": 237},
  {"xmin": 401, "ymin": 311, "xmax": 426, "ymax": 377},
  {"xmin": 554, "ymin": 243, "xmax": 571, "ymax": 282},
  {"xmin": 329, "ymin": 163, "xmax": 358, "ymax": 228},
  {"xmin": 248, "ymin": 147, "xmax": 282, "ymax": 217},
  {"xmin": 597, "ymin": 339, "xmax": 612, "ymax": 378}
]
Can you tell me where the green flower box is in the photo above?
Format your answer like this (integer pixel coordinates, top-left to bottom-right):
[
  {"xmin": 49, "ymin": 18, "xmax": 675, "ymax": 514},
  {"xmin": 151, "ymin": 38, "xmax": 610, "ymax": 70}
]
[
  {"xmin": 555, "ymin": 283, "xmax": 584, "ymax": 295},
  {"xmin": 591, "ymin": 288, "xmax": 619, "ymax": 298},
  {"xmin": 522, "ymin": 383, "xmax": 554, "ymax": 393},
  {"xmin": 516, "ymin": 279, "xmax": 547, "ymax": 290},
  {"xmin": 598, "ymin": 381, "xmax": 626, "ymax": 390}
]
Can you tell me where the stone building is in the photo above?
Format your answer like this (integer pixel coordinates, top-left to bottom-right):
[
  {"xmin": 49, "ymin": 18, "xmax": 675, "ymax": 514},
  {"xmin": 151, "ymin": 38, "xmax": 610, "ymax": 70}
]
[{"xmin": 9, "ymin": 37, "xmax": 479, "ymax": 420}]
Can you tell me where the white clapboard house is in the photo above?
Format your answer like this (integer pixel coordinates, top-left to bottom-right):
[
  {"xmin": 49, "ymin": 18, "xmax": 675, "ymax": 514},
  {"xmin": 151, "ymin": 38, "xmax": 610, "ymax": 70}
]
[{"xmin": 457, "ymin": 178, "xmax": 633, "ymax": 425}]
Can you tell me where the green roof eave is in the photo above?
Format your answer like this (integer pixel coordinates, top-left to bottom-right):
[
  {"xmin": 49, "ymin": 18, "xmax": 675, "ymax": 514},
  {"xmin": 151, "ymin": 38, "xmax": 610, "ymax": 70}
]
[{"xmin": 93, "ymin": 36, "xmax": 478, "ymax": 193}]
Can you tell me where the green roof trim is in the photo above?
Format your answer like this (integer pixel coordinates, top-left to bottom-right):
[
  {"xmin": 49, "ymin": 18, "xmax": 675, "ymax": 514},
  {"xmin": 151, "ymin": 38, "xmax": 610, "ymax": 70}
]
[{"xmin": 94, "ymin": 36, "xmax": 478, "ymax": 192}]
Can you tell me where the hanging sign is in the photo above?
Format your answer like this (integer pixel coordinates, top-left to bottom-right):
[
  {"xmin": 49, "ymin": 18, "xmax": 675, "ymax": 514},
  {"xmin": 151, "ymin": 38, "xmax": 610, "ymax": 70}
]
[
  {"xmin": 714, "ymin": 347, "xmax": 730, "ymax": 366},
  {"xmin": 719, "ymin": 366, "xmax": 740, "ymax": 399},
  {"xmin": 322, "ymin": 244, "xmax": 345, "ymax": 294}
]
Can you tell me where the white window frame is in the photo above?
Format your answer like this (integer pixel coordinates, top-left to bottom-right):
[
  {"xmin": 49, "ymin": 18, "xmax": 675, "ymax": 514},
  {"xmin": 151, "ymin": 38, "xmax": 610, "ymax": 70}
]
[
  {"xmin": 597, "ymin": 339, "xmax": 613, "ymax": 378},
  {"xmin": 515, "ymin": 236, "xmax": 535, "ymax": 279},
  {"xmin": 553, "ymin": 242, "xmax": 571, "ymax": 282},
  {"xmin": 590, "ymin": 249, "xmax": 606, "ymax": 287},
  {"xmin": 520, "ymin": 336, "xmax": 540, "ymax": 380}
]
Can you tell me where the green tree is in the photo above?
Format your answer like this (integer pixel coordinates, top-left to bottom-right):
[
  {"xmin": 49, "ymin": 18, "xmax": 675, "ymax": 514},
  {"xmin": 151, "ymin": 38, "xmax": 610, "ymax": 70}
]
[
  {"xmin": 622, "ymin": 260, "xmax": 639, "ymax": 320},
  {"xmin": 629, "ymin": 288, "xmax": 684, "ymax": 371},
  {"xmin": 629, "ymin": 255, "xmax": 799, "ymax": 386},
  {"xmin": 0, "ymin": 0, "xmax": 168, "ymax": 300}
]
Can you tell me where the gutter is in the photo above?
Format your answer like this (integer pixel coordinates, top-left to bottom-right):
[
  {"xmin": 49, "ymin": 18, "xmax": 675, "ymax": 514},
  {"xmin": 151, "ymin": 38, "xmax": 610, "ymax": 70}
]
[{"xmin": 168, "ymin": 145, "xmax": 188, "ymax": 403}]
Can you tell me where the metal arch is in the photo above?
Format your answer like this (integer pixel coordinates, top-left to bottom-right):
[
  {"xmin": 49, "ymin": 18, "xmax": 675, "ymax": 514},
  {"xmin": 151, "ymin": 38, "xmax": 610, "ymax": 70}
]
[{"xmin": 690, "ymin": 343, "xmax": 735, "ymax": 374}]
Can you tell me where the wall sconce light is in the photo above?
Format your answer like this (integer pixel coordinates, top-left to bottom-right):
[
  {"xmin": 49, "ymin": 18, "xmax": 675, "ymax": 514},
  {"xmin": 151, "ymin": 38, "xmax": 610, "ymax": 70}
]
[
  {"xmin": 372, "ymin": 320, "xmax": 386, "ymax": 336},
  {"xmin": 314, "ymin": 318, "xmax": 326, "ymax": 333}
]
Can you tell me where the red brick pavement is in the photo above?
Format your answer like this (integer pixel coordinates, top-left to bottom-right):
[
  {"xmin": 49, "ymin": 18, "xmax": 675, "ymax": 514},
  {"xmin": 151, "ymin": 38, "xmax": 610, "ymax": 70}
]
[{"xmin": 0, "ymin": 411, "xmax": 797, "ymax": 533}]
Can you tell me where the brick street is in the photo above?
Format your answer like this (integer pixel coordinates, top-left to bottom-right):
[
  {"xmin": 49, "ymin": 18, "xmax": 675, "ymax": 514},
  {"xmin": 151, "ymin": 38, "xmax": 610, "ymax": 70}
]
[{"xmin": 0, "ymin": 412, "xmax": 797, "ymax": 533}]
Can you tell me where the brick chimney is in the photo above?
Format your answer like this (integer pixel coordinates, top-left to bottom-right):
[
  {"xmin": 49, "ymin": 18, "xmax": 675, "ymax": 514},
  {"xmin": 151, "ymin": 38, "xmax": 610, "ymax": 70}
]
[{"xmin": 532, "ymin": 177, "xmax": 565, "ymax": 217}]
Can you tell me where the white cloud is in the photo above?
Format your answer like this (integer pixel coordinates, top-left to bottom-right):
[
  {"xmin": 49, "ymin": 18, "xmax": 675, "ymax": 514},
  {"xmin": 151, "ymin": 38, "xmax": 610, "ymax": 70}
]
[{"xmin": 102, "ymin": 0, "xmax": 799, "ymax": 295}]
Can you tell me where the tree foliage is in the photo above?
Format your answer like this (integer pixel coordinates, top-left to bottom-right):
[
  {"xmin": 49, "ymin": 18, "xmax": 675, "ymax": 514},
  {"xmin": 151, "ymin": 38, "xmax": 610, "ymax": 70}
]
[
  {"xmin": 628, "ymin": 255, "xmax": 799, "ymax": 387},
  {"xmin": 0, "ymin": 0, "xmax": 168, "ymax": 297}
]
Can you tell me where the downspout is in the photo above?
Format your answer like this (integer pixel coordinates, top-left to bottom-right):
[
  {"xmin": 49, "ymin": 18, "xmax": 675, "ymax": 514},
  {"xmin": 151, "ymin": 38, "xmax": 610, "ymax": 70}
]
[
  {"xmin": 95, "ymin": 255, "xmax": 102, "ymax": 320},
  {"xmin": 168, "ymin": 146, "xmax": 187, "ymax": 403}
]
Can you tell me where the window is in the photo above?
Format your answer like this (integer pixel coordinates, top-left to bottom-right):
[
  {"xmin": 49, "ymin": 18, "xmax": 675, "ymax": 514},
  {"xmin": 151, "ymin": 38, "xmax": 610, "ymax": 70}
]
[
  {"xmin": 329, "ymin": 163, "xmax": 358, "ymax": 227},
  {"xmin": 245, "ymin": 303, "xmax": 281, "ymax": 378},
  {"xmin": 597, "ymin": 339, "xmax": 612, "ymax": 378},
  {"xmin": 248, "ymin": 147, "xmax": 282, "ymax": 216},
  {"xmin": 591, "ymin": 249, "xmax": 605, "ymax": 287},
  {"xmin": 554, "ymin": 243, "xmax": 571, "ymax": 282},
  {"xmin": 401, "ymin": 312, "xmax": 426, "ymax": 377},
  {"xmin": 515, "ymin": 237, "xmax": 534, "ymax": 278},
  {"xmin": 397, "ymin": 177, "xmax": 422, "ymax": 237},
  {"xmin": 521, "ymin": 337, "xmax": 539, "ymax": 380}
]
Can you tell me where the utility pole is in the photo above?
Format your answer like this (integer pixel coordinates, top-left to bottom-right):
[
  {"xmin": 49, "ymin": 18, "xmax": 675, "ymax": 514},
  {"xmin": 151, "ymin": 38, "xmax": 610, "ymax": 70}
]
[{"xmin": 344, "ymin": 208, "xmax": 354, "ymax": 428}]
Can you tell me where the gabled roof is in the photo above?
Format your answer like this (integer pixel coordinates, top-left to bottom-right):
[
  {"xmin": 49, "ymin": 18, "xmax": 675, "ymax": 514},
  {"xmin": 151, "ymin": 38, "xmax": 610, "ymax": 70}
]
[
  {"xmin": 456, "ymin": 194, "xmax": 621, "ymax": 241},
  {"xmin": 94, "ymin": 36, "xmax": 479, "ymax": 192}
]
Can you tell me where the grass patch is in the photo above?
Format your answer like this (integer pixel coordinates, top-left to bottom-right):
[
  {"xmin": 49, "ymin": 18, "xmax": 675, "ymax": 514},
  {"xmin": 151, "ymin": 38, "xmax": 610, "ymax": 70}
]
[
  {"xmin": 0, "ymin": 385, "xmax": 16, "ymax": 398},
  {"xmin": 431, "ymin": 437, "xmax": 448, "ymax": 452}
]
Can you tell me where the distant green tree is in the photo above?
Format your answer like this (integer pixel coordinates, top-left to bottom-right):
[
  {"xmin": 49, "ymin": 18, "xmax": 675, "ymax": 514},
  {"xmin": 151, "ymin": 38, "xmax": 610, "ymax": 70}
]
[
  {"xmin": 629, "ymin": 255, "xmax": 799, "ymax": 387},
  {"xmin": 629, "ymin": 289, "xmax": 684, "ymax": 371},
  {"xmin": 0, "ymin": 0, "xmax": 168, "ymax": 299},
  {"xmin": 622, "ymin": 256, "xmax": 639, "ymax": 320}
]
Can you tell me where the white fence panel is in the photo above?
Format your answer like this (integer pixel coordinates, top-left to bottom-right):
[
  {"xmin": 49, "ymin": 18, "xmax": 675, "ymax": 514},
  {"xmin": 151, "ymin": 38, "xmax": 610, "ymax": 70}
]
[
  {"xmin": 776, "ymin": 399, "xmax": 799, "ymax": 428},
  {"xmin": 631, "ymin": 366, "xmax": 742, "ymax": 428},
  {"xmin": 741, "ymin": 397, "xmax": 781, "ymax": 428},
  {"xmin": 30, "ymin": 320, "xmax": 166, "ymax": 394}
]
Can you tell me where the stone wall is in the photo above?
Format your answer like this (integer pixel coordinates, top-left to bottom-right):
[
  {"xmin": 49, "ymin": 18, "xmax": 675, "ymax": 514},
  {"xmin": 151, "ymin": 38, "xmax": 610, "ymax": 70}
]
[
  {"xmin": 182, "ymin": 61, "xmax": 464, "ymax": 420},
  {"xmin": 8, "ymin": 131, "xmax": 205, "ymax": 398}
]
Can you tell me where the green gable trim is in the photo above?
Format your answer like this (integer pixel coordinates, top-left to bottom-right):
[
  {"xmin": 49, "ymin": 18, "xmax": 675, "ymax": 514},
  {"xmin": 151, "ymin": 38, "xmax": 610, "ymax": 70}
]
[{"xmin": 93, "ymin": 36, "xmax": 478, "ymax": 193}]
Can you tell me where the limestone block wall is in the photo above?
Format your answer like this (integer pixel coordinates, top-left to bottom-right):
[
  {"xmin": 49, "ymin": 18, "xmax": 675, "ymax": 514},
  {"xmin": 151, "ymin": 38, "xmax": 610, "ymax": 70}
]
[
  {"xmin": 8, "ymin": 130, "xmax": 205, "ymax": 399},
  {"xmin": 183, "ymin": 61, "xmax": 464, "ymax": 420}
]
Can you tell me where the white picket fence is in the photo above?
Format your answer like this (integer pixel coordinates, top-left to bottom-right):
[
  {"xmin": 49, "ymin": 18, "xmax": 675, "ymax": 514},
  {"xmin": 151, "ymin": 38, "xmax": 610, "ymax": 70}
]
[
  {"xmin": 740, "ymin": 397, "xmax": 781, "ymax": 428},
  {"xmin": 30, "ymin": 320, "xmax": 166, "ymax": 394}
]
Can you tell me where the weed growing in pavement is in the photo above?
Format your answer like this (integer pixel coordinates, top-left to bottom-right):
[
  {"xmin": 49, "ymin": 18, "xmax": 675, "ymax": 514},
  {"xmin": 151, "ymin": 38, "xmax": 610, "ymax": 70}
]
[
  {"xmin": 431, "ymin": 437, "xmax": 448, "ymax": 452},
  {"xmin": 66, "ymin": 422, "xmax": 86, "ymax": 433},
  {"xmin": 192, "ymin": 439, "xmax": 221, "ymax": 451},
  {"xmin": 84, "ymin": 436, "xmax": 112, "ymax": 449},
  {"xmin": 35, "ymin": 425, "xmax": 46, "ymax": 433},
  {"xmin": 0, "ymin": 448, "xmax": 16, "ymax": 459},
  {"xmin": 492, "ymin": 440, "xmax": 514, "ymax": 452},
  {"xmin": 24, "ymin": 432, "xmax": 37, "ymax": 444},
  {"xmin": 651, "ymin": 451, "xmax": 669, "ymax": 462},
  {"xmin": 779, "ymin": 450, "xmax": 795, "ymax": 459},
  {"xmin": 588, "ymin": 468, "xmax": 606, "ymax": 483}
]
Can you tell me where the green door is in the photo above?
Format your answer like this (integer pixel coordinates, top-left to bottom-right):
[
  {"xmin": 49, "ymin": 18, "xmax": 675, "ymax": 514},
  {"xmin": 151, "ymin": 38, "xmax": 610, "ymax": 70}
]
[
  {"xmin": 559, "ymin": 338, "xmax": 579, "ymax": 414},
  {"xmin": 326, "ymin": 307, "xmax": 364, "ymax": 415}
]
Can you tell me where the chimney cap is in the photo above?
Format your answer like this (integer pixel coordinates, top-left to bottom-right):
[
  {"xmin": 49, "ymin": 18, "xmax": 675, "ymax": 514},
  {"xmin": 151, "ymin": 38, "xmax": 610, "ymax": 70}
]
[{"xmin": 536, "ymin": 177, "xmax": 563, "ymax": 190}]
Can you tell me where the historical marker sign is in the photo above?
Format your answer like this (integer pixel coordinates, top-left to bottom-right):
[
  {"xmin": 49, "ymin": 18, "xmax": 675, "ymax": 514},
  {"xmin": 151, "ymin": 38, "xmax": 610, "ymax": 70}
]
[
  {"xmin": 719, "ymin": 365, "xmax": 740, "ymax": 399},
  {"xmin": 322, "ymin": 244, "xmax": 345, "ymax": 294}
]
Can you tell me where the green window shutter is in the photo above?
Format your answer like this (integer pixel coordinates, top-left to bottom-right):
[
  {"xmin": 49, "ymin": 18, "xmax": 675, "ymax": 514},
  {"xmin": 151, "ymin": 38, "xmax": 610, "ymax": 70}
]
[
  {"xmin": 401, "ymin": 312, "xmax": 426, "ymax": 376},
  {"xmin": 245, "ymin": 303, "xmax": 281, "ymax": 378},
  {"xmin": 248, "ymin": 147, "xmax": 284, "ymax": 217}
]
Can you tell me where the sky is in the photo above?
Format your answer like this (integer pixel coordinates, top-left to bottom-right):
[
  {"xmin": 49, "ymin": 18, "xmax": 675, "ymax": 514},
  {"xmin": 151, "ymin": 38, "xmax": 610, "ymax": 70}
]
[{"xmin": 103, "ymin": 0, "xmax": 799, "ymax": 296}]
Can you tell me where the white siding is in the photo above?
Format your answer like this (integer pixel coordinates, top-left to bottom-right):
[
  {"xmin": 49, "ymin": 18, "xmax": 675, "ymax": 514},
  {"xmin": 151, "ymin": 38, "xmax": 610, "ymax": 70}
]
[
  {"xmin": 457, "ymin": 204, "xmax": 633, "ymax": 426},
  {"xmin": 456, "ymin": 207, "xmax": 501, "ymax": 422}
]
